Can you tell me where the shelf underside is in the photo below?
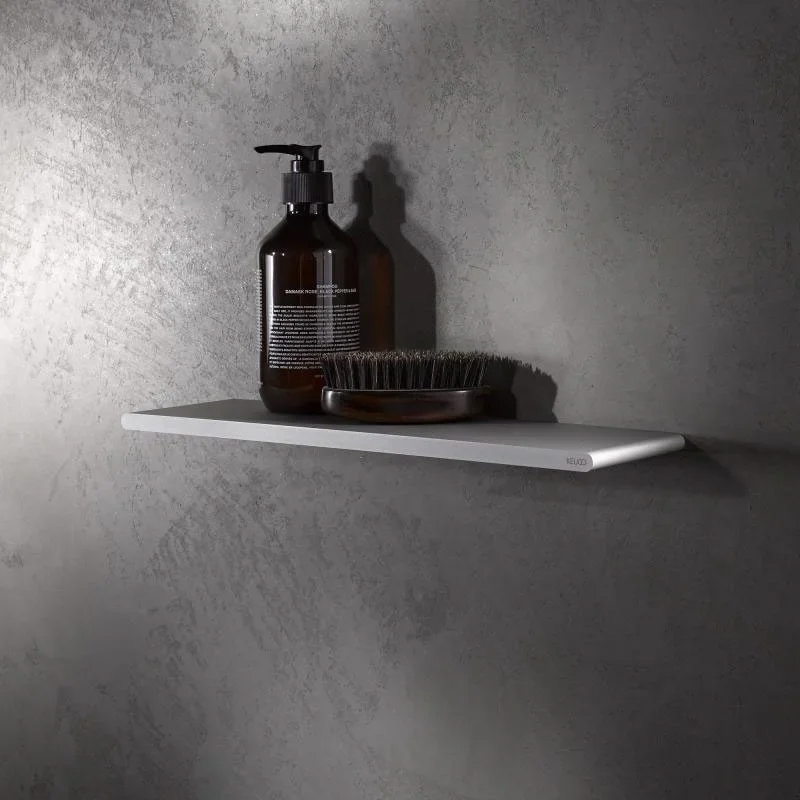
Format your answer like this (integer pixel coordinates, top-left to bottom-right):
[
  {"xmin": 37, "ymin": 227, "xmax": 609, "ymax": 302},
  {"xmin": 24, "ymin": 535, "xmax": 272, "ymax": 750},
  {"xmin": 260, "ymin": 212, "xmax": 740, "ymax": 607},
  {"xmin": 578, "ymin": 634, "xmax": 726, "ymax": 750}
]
[{"xmin": 122, "ymin": 400, "xmax": 685, "ymax": 472}]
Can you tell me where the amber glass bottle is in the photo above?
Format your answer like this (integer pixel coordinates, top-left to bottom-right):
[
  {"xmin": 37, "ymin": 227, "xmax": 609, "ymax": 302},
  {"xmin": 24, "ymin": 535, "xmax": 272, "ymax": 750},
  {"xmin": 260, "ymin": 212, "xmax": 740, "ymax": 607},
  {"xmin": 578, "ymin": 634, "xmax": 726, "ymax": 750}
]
[{"xmin": 255, "ymin": 145, "xmax": 359, "ymax": 413}]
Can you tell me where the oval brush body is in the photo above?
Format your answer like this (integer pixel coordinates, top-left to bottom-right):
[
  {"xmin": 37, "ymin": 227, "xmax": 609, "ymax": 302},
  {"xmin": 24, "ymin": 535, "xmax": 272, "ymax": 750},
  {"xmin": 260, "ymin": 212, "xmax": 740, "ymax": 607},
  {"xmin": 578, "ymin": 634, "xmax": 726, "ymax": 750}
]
[{"xmin": 320, "ymin": 351, "xmax": 491, "ymax": 423}]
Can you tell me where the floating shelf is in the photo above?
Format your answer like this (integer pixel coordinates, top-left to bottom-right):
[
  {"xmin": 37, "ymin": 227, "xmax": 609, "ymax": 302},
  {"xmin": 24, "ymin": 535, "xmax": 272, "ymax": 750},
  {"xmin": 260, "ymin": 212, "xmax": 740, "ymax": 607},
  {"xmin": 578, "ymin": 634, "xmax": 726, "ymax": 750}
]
[{"xmin": 121, "ymin": 399, "xmax": 685, "ymax": 472}]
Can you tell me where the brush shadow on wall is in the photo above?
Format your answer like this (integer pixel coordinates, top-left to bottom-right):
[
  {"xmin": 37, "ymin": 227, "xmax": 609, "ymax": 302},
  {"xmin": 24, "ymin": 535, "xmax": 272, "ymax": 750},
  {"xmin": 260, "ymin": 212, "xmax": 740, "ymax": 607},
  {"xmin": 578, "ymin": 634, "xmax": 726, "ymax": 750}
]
[
  {"xmin": 484, "ymin": 358, "xmax": 559, "ymax": 422},
  {"xmin": 345, "ymin": 144, "xmax": 437, "ymax": 350}
]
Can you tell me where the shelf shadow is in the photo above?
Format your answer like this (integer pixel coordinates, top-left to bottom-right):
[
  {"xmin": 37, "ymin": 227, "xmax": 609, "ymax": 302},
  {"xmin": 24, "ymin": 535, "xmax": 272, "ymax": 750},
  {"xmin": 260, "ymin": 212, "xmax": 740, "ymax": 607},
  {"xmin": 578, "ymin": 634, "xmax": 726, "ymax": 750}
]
[
  {"xmin": 480, "ymin": 362, "xmax": 744, "ymax": 497},
  {"xmin": 580, "ymin": 441, "xmax": 748, "ymax": 498}
]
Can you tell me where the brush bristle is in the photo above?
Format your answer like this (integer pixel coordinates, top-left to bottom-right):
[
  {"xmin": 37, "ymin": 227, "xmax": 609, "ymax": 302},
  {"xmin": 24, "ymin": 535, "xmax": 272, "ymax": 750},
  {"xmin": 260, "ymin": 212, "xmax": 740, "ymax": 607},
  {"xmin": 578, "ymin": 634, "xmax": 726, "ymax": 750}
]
[{"xmin": 320, "ymin": 350, "xmax": 491, "ymax": 391}]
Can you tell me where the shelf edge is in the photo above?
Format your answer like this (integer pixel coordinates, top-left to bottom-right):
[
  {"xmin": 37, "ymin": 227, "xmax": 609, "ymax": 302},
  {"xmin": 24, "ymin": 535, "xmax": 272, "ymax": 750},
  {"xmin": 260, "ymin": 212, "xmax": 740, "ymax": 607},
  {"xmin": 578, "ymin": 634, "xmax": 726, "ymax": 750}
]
[{"xmin": 121, "ymin": 412, "xmax": 598, "ymax": 471}]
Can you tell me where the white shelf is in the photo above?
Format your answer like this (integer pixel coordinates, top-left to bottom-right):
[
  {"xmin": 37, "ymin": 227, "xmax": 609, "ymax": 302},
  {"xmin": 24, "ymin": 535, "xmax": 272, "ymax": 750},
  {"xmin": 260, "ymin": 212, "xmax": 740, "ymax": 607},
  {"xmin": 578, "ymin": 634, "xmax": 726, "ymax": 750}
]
[{"xmin": 121, "ymin": 399, "xmax": 685, "ymax": 472}]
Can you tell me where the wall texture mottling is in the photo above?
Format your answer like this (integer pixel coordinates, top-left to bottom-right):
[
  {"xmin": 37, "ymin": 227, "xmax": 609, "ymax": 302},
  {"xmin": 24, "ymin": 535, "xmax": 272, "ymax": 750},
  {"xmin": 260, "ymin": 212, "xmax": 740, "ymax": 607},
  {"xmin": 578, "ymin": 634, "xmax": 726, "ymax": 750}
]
[{"xmin": 1, "ymin": 1, "xmax": 799, "ymax": 798}]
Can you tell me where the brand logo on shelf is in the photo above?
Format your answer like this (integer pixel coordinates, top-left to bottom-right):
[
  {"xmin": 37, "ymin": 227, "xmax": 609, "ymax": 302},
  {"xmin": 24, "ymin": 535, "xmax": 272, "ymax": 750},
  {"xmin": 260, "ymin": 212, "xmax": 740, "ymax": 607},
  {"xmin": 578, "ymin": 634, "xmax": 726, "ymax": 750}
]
[{"xmin": 566, "ymin": 456, "xmax": 588, "ymax": 466}]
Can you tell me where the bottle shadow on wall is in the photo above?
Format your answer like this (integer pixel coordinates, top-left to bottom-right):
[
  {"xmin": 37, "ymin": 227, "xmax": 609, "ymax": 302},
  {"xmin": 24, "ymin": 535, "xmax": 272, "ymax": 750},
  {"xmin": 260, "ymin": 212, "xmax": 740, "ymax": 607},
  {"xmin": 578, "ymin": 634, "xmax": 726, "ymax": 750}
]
[
  {"xmin": 345, "ymin": 145, "xmax": 437, "ymax": 350},
  {"xmin": 345, "ymin": 144, "xmax": 558, "ymax": 422}
]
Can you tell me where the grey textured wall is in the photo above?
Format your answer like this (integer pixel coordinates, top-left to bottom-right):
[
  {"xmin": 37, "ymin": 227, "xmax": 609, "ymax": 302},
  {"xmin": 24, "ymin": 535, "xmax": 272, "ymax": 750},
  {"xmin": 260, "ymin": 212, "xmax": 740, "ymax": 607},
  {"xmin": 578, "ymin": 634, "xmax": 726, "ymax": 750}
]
[{"xmin": 1, "ymin": 0, "xmax": 799, "ymax": 798}]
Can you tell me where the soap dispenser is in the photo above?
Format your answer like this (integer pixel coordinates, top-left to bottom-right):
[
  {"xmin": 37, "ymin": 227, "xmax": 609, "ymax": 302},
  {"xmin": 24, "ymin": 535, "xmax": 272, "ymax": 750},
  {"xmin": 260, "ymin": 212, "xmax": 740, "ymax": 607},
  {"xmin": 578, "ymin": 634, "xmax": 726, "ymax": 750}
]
[{"xmin": 254, "ymin": 144, "xmax": 359, "ymax": 414}]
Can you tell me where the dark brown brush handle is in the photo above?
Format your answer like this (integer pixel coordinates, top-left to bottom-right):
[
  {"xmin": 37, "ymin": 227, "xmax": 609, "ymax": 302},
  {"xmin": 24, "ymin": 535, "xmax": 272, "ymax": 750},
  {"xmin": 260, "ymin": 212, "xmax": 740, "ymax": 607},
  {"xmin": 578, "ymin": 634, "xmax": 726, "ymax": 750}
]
[{"xmin": 321, "ymin": 387, "xmax": 490, "ymax": 424}]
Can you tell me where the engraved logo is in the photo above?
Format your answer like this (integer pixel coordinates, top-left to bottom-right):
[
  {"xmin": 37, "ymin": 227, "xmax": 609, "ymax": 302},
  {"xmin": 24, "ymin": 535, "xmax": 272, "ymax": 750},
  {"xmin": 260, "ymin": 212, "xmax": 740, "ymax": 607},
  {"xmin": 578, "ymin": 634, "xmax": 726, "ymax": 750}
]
[{"xmin": 566, "ymin": 456, "xmax": 588, "ymax": 466}]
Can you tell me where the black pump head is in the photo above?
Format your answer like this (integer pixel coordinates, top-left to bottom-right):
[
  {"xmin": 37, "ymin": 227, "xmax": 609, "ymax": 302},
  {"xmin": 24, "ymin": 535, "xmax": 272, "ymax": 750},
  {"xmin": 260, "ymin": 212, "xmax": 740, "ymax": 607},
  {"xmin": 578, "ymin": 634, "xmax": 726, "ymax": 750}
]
[
  {"xmin": 254, "ymin": 144, "xmax": 321, "ymax": 162},
  {"xmin": 254, "ymin": 143, "xmax": 333, "ymax": 204}
]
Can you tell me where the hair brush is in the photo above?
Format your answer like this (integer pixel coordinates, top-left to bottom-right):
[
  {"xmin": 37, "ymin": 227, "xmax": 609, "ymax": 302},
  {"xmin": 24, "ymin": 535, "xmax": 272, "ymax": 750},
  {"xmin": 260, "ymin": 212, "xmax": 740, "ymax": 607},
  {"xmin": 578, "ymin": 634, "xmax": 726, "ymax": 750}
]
[{"xmin": 320, "ymin": 350, "xmax": 491, "ymax": 423}]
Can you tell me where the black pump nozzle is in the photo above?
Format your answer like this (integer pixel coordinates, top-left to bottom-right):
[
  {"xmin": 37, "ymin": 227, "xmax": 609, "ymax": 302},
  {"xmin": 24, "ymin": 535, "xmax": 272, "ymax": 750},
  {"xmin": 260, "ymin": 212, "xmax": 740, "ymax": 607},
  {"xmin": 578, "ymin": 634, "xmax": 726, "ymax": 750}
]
[
  {"xmin": 254, "ymin": 144, "xmax": 322, "ymax": 162},
  {"xmin": 254, "ymin": 142, "xmax": 333, "ymax": 205}
]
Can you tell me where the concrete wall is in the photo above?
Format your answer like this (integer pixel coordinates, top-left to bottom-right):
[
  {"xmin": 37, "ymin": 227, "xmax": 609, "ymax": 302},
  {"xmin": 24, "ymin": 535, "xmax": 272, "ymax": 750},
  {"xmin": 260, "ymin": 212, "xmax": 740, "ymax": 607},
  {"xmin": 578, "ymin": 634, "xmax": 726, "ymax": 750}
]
[{"xmin": 1, "ymin": 0, "xmax": 798, "ymax": 798}]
